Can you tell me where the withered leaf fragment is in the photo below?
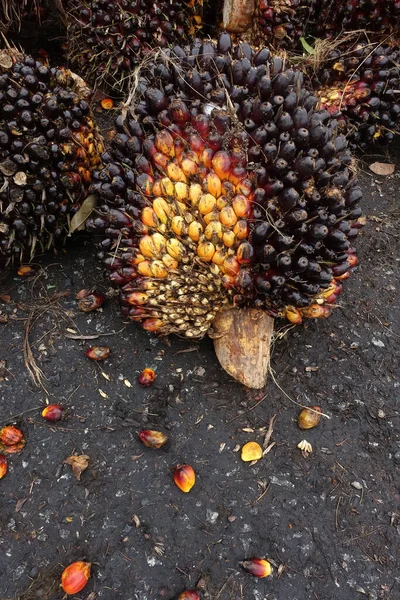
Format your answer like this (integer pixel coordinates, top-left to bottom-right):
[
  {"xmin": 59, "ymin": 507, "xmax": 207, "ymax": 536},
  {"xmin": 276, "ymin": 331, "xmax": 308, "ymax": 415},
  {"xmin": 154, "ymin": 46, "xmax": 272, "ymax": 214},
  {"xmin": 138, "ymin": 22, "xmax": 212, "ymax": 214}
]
[{"xmin": 64, "ymin": 455, "xmax": 90, "ymax": 480}]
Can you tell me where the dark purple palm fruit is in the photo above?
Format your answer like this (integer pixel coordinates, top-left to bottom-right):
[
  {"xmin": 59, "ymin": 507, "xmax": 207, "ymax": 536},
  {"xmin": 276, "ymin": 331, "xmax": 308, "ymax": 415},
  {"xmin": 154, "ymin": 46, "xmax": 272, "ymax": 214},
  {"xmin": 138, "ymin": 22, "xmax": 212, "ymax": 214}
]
[
  {"xmin": 61, "ymin": 0, "xmax": 204, "ymax": 95},
  {"xmin": 0, "ymin": 46, "xmax": 104, "ymax": 268},
  {"xmin": 256, "ymin": 0, "xmax": 316, "ymax": 47},
  {"xmin": 312, "ymin": 37, "xmax": 400, "ymax": 149},
  {"xmin": 86, "ymin": 33, "xmax": 363, "ymax": 387}
]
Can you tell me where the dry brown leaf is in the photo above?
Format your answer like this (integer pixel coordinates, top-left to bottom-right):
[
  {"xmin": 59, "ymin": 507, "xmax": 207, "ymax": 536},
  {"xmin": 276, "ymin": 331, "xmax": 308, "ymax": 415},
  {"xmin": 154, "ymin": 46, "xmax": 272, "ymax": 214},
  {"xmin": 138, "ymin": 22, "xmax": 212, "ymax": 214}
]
[
  {"xmin": 64, "ymin": 454, "xmax": 90, "ymax": 480},
  {"xmin": 0, "ymin": 294, "xmax": 11, "ymax": 303},
  {"xmin": 369, "ymin": 162, "xmax": 395, "ymax": 176},
  {"xmin": 69, "ymin": 195, "xmax": 97, "ymax": 233}
]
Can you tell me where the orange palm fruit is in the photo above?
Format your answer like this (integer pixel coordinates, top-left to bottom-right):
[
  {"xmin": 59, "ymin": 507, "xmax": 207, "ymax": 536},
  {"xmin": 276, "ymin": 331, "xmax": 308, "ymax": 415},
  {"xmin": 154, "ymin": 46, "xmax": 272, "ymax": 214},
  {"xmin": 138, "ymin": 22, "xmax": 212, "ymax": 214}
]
[
  {"xmin": 61, "ymin": 561, "xmax": 91, "ymax": 595},
  {"xmin": 41, "ymin": 404, "xmax": 64, "ymax": 422},
  {"xmin": 138, "ymin": 430, "xmax": 168, "ymax": 448},
  {"xmin": 241, "ymin": 558, "xmax": 272, "ymax": 578},
  {"xmin": 0, "ymin": 426, "xmax": 23, "ymax": 446},
  {"xmin": 173, "ymin": 464, "xmax": 196, "ymax": 492}
]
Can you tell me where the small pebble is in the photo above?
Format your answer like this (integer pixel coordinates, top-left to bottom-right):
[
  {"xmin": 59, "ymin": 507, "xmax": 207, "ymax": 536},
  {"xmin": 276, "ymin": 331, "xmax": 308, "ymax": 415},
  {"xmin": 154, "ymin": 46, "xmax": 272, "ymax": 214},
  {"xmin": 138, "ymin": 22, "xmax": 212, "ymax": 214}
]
[
  {"xmin": 29, "ymin": 566, "xmax": 39, "ymax": 578},
  {"xmin": 351, "ymin": 481, "xmax": 362, "ymax": 490},
  {"xmin": 377, "ymin": 409, "xmax": 385, "ymax": 419}
]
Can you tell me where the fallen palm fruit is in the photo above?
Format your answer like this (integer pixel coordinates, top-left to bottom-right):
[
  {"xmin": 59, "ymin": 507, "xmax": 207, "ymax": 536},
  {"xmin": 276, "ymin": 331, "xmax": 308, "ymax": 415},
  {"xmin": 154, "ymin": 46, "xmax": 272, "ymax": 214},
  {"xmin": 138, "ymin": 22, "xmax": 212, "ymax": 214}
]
[
  {"xmin": 86, "ymin": 32, "xmax": 363, "ymax": 387},
  {"xmin": 41, "ymin": 404, "xmax": 63, "ymax": 421},
  {"xmin": 77, "ymin": 292, "xmax": 105, "ymax": 312},
  {"xmin": 178, "ymin": 592, "xmax": 201, "ymax": 600},
  {"xmin": 297, "ymin": 406, "xmax": 322, "ymax": 429},
  {"xmin": 0, "ymin": 45, "xmax": 104, "ymax": 268},
  {"xmin": 241, "ymin": 441, "xmax": 263, "ymax": 462},
  {"xmin": 62, "ymin": 0, "xmax": 204, "ymax": 94},
  {"xmin": 173, "ymin": 464, "xmax": 196, "ymax": 492},
  {"xmin": 241, "ymin": 557, "xmax": 272, "ymax": 578},
  {"xmin": 100, "ymin": 98, "xmax": 114, "ymax": 110},
  {"xmin": 0, "ymin": 454, "xmax": 7, "ymax": 478},
  {"xmin": 0, "ymin": 425, "xmax": 23, "ymax": 446},
  {"xmin": 61, "ymin": 561, "xmax": 91, "ymax": 595},
  {"xmin": 138, "ymin": 429, "xmax": 168, "ymax": 449},
  {"xmin": 138, "ymin": 368, "xmax": 156, "ymax": 387},
  {"xmin": 85, "ymin": 346, "xmax": 111, "ymax": 360}
]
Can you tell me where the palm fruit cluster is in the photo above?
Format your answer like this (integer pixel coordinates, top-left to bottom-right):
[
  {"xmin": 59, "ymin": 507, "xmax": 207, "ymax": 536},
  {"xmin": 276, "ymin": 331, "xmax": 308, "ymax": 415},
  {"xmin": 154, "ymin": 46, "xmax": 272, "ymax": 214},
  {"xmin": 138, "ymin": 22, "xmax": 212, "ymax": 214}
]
[
  {"xmin": 314, "ymin": 0, "xmax": 400, "ymax": 36},
  {"xmin": 86, "ymin": 33, "xmax": 363, "ymax": 337},
  {"xmin": 0, "ymin": 47, "xmax": 104, "ymax": 267},
  {"xmin": 63, "ymin": 0, "xmax": 204, "ymax": 94},
  {"xmin": 313, "ymin": 38, "xmax": 400, "ymax": 149},
  {"xmin": 256, "ymin": 0, "xmax": 316, "ymax": 47}
]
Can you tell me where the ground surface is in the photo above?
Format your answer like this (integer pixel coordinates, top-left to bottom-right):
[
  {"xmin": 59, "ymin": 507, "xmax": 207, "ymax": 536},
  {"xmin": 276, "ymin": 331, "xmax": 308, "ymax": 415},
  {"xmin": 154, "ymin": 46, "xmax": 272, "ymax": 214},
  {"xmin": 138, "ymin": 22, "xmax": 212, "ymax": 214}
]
[{"xmin": 0, "ymin": 139, "xmax": 399, "ymax": 600}]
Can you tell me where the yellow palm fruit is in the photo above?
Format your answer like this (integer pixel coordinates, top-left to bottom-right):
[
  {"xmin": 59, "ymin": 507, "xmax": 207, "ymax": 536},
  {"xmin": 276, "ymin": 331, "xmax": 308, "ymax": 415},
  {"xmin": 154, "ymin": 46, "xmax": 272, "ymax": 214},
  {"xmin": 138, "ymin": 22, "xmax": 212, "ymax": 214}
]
[
  {"xmin": 166, "ymin": 238, "xmax": 186, "ymax": 260},
  {"xmin": 152, "ymin": 180, "xmax": 163, "ymax": 197},
  {"xmin": 232, "ymin": 195, "xmax": 251, "ymax": 218},
  {"xmin": 167, "ymin": 162, "xmax": 187, "ymax": 183},
  {"xmin": 216, "ymin": 195, "xmax": 229, "ymax": 210},
  {"xmin": 204, "ymin": 221, "xmax": 223, "ymax": 243},
  {"xmin": 198, "ymin": 193, "xmax": 216, "ymax": 215},
  {"xmin": 180, "ymin": 158, "xmax": 198, "ymax": 177},
  {"xmin": 141, "ymin": 207, "xmax": 159, "ymax": 228},
  {"xmin": 137, "ymin": 260, "xmax": 153, "ymax": 277},
  {"xmin": 152, "ymin": 232, "xmax": 167, "ymax": 254},
  {"xmin": 162, "ymin": 255, "xmax": 179, "ymax": 269},
  {"xmin": 197, "ymin": 241, "xmax": 215, "ymax": 261},
  {"xmin": 139, "ymin": 235, "xmax": 157, "ymax": 258},
  {"xmin": 200, "ymin": 148, "xmax": 214, "ymax": 168},
  {"xmin": 234, "ymin": 220, "xmax": 249, "ymax": 239},
  {"xmin": 285, "ymin": 306, "xmax": 303, "ymax": 324},
  {"xmin": 142, "ymin": 318, "xmax": 164, "ymax": 332},
  {"xmin": 188, "ymin": 221, "xmax": 203, "ymax": 242},
  {"xmin": 152, "ymin": 152, "xmax": 169, "ymax": 171},
  {"xmin": 219, "ymin": 206, "xmax": 237, "ymax": 227},
  {"xmin": 171, "ymin": 216, "xmax": 187, "ymax": 237},
  {"xmin": 155, "ymin": 130, "xmax": 174, "ymax": 156},
  {"xmin": 203, "ymin": 210, "xmax": 219, "ymax": 225},
  {"xmin": 207, "ymin": 172, "xmax": 222, "ymax": 198},
  {"xmin": 189, "ymin": 183, "xmax": 203, "ymax": 206},
  {"xmin": 174, "ymin": 182, "xmax": 189, "ymax": 202},
  {"xmin": 151, "ymin": 260, "xmax": 168, "ymax": 278},
  {"xmin": 160, "ymin": 177, "xmax": 175, "ymax": 197},
  {"xmin": 223, "ymin": 230, "xmax": 235, "ymax": 248},
  {"xmin": 153, "ymin": 197, "xmax": 173, "ymax": 223},
  {"xmin": 211, "ymin": 151, "xmax": 231, "ymax": 180},
  {"xmin": 212, "ymin": 247, "xmax": 227, "ymax": 265}
]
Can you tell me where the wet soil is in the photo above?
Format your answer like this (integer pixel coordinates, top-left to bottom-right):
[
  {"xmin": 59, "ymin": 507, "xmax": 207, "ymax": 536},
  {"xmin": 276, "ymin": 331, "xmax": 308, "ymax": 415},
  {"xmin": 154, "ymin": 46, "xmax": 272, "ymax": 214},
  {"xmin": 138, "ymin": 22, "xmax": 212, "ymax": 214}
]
[{"xmin": 0, "ymin": 144, "xmax": 399, "ymax": 600}]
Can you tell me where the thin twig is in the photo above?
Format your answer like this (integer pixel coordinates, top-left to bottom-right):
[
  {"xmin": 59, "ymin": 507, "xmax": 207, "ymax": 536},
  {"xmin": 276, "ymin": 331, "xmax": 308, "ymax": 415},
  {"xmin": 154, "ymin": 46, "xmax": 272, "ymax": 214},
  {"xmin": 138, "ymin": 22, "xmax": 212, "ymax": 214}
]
[{"xmin": 263, "ymin": 414, "xmax": 277, "ymax": 449}]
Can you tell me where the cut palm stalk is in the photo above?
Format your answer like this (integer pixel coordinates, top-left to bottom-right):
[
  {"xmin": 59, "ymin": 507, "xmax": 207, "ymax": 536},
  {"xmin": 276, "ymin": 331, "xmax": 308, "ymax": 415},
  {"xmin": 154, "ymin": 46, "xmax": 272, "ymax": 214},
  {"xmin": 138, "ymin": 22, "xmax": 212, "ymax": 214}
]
[
  {"xmin": 223, "ymin": 0, "xmax": 255, "ymax": 32},
  {"xmin": 212, "ymin": 308, "xmax": 274, "ymax": 389}
]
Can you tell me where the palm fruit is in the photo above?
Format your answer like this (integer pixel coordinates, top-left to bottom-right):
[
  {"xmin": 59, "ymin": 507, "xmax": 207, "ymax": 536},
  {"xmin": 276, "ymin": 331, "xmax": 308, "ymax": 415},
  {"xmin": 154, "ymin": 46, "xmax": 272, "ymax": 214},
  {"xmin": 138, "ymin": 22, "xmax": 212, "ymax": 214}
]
[
  {"xmin": 313, "ymin": 37, "xmax": 400, "ymax": 149},
  {"xmin": 0, "ymin": 46, "xmax": 104, "ymax": 268},
  {"xmin": 62, "ymin": 0, "xmax": 204, "ymax": 94},
  {"xmin": 86, "ymin": 34, "xmax": 362, "ymax": 364}
]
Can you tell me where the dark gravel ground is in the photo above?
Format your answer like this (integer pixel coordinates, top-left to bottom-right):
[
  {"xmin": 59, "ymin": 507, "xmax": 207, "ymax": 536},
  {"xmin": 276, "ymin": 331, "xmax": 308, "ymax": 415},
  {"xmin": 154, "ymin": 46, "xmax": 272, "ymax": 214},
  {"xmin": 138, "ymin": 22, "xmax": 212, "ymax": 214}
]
[{"xmin": 0, "ymin": 139, "xmax": 399, "ymax": 600}]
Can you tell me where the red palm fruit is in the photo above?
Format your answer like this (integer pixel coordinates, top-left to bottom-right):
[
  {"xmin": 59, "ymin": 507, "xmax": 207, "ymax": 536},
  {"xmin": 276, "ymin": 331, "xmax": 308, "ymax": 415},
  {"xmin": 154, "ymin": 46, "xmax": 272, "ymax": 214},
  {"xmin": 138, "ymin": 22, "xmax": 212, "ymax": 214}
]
[
  {"xmin": 85, "ymin": 346, "xmax": 111, "ymax": 361},
  {"xmin": 138, "ymin": 368, "xmax": 156, "ymax": 386},
  {"xmin": 41, "ymin": 404, "xmax": 63, "ymax": 422},
  {"xmin": 0, "ymin": 454, "xmax": 7, "ymax": 479},
  {"xmin": 241, "ymin": 557, "xmax": 272, "ymax": 578},
  {"xmin": 138, "ymin": 430, "xmax": 168, "ymax": 449},
  {"xmin": 0, "ymin": 426, "xmax": 23, "ymax": 446},
  {"xmin": 178, "ymin": 592, "xmax": 201, "ymax": 600},
  {"xmin": 61, "ymin": 561, "xmax": 91, "ymax": 595},
  {"xmin": 173, "ymin": 464, "xmax": 196, "ymax": 492},
  {"xmin": 77, "ymin": 293, "xmax": 105, "ymax": 312}
]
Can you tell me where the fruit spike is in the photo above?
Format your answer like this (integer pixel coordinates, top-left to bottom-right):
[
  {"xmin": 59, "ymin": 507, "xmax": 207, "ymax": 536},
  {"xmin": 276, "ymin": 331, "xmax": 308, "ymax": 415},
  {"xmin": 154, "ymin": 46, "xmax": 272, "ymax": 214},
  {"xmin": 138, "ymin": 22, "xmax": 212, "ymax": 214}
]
[
  {"xmin": 86, "ymin": 33, "xmax": 363, "ymax": 386},
  {"xmin": 312, "ymin": 36, "xmax": 400, "ymax": 149},
  {"xmin": 62, "ymin": 0, "xmax": 204, "ymax": 94},
  {"xmin": 0, "ymin": 46, "xmax": 104, "ymax": 268}
]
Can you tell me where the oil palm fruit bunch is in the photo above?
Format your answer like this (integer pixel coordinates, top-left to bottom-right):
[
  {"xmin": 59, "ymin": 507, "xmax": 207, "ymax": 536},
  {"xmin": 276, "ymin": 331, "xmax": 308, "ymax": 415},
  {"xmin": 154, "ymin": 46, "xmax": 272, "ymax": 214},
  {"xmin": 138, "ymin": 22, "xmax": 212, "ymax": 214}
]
[
  {"xmin": 86, "ymin": 33, "xmax": 362, "ymax": 388},
  {"xmin": 313, "ymin": 37, "xmax": 400, "ymax": 149},
  {"xmin": 0, "ymin": 46, "xmax": 104, "ymax": 268},
  {"xmin": 62, "ymin": 0, "xmax": 204, "ymax": 94},
  {"xmin": 314, "ymin": 0, "xmax": 400, "ymax": 36}
]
